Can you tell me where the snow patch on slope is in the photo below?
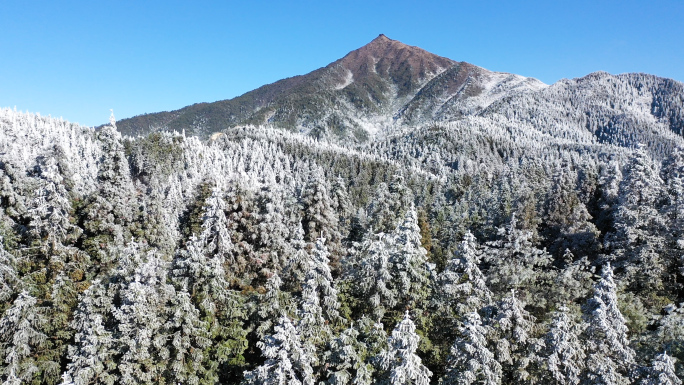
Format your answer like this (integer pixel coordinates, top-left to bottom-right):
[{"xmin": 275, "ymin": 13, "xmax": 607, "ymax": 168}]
[{"xmin": 335, "ymin": 69, "xmax": 354, "ymax": 90}]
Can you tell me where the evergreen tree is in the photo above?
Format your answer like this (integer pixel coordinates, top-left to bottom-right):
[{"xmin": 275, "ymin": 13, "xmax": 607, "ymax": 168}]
[
  {"xmin": 112, "ymin": 245, "xmax": 173, "ymax": 385},
  {"xmin": 440, "ymin": 312, "xmax": 502, "ymax": 385},
  {"xmin": 387, "ymin": 207, "xmax": 432, "ymax": 313},
  {"xmin": 0, "ymin": 292, "xmax": 47, "ymax": 385},
  {"xmin": 171, "ymin": 235, "xmax": 249, "ymax": 382},
  {"xmin": 163, "ymin": 287, "xmax": 213, "ymax": 385},
  {"xmin": 62, "ymin": 280, "xmax": 117, "ymax": 385},
  {"xmin": 242, "ymin": 316, "xmax": 315, "ymax": 385},
  {"xmin": 491, "ymin": 291, "xmax": 540, "ymax": 384},
  {"xmin": 80, "ymin": 124, "xmax": 136, "ymax": 268},
  {"xmin": 377, "ymin": 311, "xmax": 432, "ymax": 385},
  {"xmin": 366, "ymin": 183, "xmax": 395, "ymax": 234},
  {"xmin": 25, "ymin": 155, "xmax": 75, "ymax": 245},
  {"xmin": 255, "ymin": 273, "xmax": 295, "ymax": 340},
  {"xmin": 543, "ymin": 165, "xmax": 599, "ymax": 258},
  {"xmin": 583, "ymin": 263, "xmax": 636, "ymax": 385},
  {"xmin": 639, "ymin": 352, "xmax": 681, "ymax": 385},
  {"xmin": 604, "ymin": 145, "xmax": 667, "ymax": 292},
  {"xmin": 300, "ymin": 170, "xmax": 340, "ymax": 246},
  {"xmin": 330, "ymin": 176, "xmax": 352, "ymax": 235},
  {"xmin": 0, "ymin": 238, "xmax": 18, "ymax": 305},
  {"xmin": 661, "ymin": 147, "xmax": 684, "ymax": 297},
  {"xmin": 322, "ymin": 325, "xmax": 371, "ymax": 385},
  {"xmin": 484, "ymin": 213, "xmax": 553, "ymax": 305},
  {"xmin": 542, "ymin": 306, "xmax": 586, "ymax": 385},
  {"xmin": 655, "ymin": 304, "xmax": 684, "ymax": 379},
  {"xmin": 198, "ymin": 188, "xmax": 235, "ymax": 270},
  {"xmin": 297, "ymin": 238, "xmax": 341, "ymax": 365},
  {"xmin": 435, "ymin": 231, "xmax": 492, "ymax": 316},
  {"xmin": 354, "ymin": 233, "xmax": 396, "ymax": 320}
]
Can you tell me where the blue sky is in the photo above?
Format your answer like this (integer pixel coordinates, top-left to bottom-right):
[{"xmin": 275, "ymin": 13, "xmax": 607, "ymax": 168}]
[{"xmin": 1, "ymin": 0, "xmax": 683, "ymax": 127}]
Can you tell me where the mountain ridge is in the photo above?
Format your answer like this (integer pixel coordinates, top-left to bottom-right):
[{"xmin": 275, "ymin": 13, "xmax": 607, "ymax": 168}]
[
  {"xmin": 115, "ymin": 35, "xmax": 544, "ymax": 140},
  {"xmin": 115, "ymin": 35, "xmax": 684, "ymax": 151}
]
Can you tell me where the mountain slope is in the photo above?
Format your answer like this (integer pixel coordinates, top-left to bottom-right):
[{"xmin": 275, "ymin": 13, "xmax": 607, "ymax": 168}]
[
  {"xmin": 115, "ymin": 35, "xmax": 684, "ymax": 157},
  {"xmin": 115, "ymin": 35, "xmax": 544, "ymax": 141},
  {"xmin": 478, "ymin": 71, "xmax": 684, "ymax": 155}
]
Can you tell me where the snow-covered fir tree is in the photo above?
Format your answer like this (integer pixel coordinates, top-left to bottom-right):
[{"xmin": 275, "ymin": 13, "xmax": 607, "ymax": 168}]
[
  {"xmin": 583, "ymin": 263, "xmax": 636, "ymax": 385},
  {"xmin": 491, "ymin": 291, "xmax": 540, "ymax": 384},
  {"xmin": 440, "ymin": 312, "xmax": 502, "ymax": 385},
  {"xmin": 242, "ymin": 316, "xmax": 315, "ymax": 385},
  {"xmin": 435, "ymin": 231, "xmax": 492, "ymax": 316},
  {"xmin": 377, "ymin": 311, "xmax": 432, "ymax": 385},
  {"xmin": 0, "ymin": 292, "xmax": 47, "ymax": 385},
  {"xmin": 604, "ymin": 145, "xmax": 668, "ymax": 292},
  {"xmin": 639, "ymin": 352, "xmax": 681, "ymax": 385},
  {"xmin": 542, "ymin": 305, "xmax": 586, "ymax": 385},
  {"xmin": 387, "ymin": 206, "xmax": 432, "ymax": 314}
]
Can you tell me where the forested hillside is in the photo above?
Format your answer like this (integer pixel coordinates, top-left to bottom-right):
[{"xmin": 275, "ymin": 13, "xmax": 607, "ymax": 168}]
[{"xmin": 0, "ymin": 101, "xmax": 683, "ymax": 385}]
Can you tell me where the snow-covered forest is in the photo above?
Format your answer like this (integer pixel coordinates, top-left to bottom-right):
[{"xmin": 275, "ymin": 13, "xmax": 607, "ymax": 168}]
[{"xmin": 0, "ymin": 103, "xmax": 683, "ymax": 385}]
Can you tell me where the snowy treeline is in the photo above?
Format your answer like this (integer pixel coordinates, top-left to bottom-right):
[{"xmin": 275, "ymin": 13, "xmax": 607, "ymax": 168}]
[{"xmin": 0, "ymin": 107, "xmax": 683, "ymax": 384}]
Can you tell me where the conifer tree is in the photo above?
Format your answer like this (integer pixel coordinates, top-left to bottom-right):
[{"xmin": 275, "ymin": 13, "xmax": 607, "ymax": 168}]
[
  {"xmin": 242, "ymin": 316, "xmax": 315, "ymax": 385},
  {"xmin": 366, "ymin": 183, "xmax": 395, "ymax": 234},
  {"xmin": 300, "ymin": 170, "xmax": 339, "ymax": 245},
  {"xmin": 62, "ymin": 280, "xmax": 117, "ymax": 385},
  {"xmin": 485, "ymin": 213, "xmax": 553, "ymax": 305},
  {"xmin": 377, "ymin": 311, "xmax": 432, "ymax": 385},
  {"xmin": 171, "ymin": 235, "xmax": 249, "ymax": 382},
  {"xmin": 604, "ymin": 145, "xmax": 667, "ymax": 292},
  {"xmin": 330, "ymin": 176, "xmax": 352, "ymax": 233},
  {"xmin": 492, "ymin": 291, "xmax": 540, "ymax": 384},
  {"xmin": 113, "ymin": 245, "xmax": 173, "ymax": 385},
  {"xmin": 661, "ymin": 147, "xmax": 684, "ymax": 296},
  {"xmin": 543, "ymin": 165, "xmax": 599, "ymax": 258},
  {"xmin": 323, "ymin": 325, "xmax": 372, "ymax": 385},
  {"xmin": 355, "ymin": 233, "xmax": 396, "ymax": 320},
  {"xmin": 198, "ymin": 188, "xmax": 235, "ymax": 268},
  {"xmin": 0, "ymin": 238, "xmax": 18, "ymax": 305},
  {"xmin": 436, "ymin": 231, "xmax": 492, "ymax": 316},
  {"xmin": 388, "ymin": 207, "xmax": 431, "ymax": 313},
  {"xmin": 542, "ymin": 306, "xmax": 586, "ymax": 385},
  {"xmin": 163, "ymin": 287, "xmax": 213, "ymax": 385},
  {"xmin": 639, "ymin": 352, "xmax": 681, "ymax": 385},
  {"xmin": 0, "ymin": 292, "xmax": 47, "ymax": 385},
  {"xmin": 80, "ymin": 124, "xmax": 136, "ymax": 268},
  {"xmin": 297, "ymin": 238, "xmax": 341, "ymax": 365},
  {"xmin": 25, "ymin": 155, "xmax": 75, "ymax": 245},
  {"xmin": 583, "ymin": 263, "xmax": 635, "ymax": 385},
  {"xmin": 440, "ymin": 312, "xmax": 502, "ymax": 385},
  {"xmin": 255, "ymin": 273, "xmax": 295, "ymax": 340},
  {"xmin": 655, "ymin": 304, "xmax": 684, "ymax": 379}
]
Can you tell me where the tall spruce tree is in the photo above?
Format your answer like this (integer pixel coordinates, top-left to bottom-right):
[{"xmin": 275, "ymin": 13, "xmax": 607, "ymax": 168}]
[
  {"xmin": 639, "ymin": 352, "xmax": 681, "ymax": 385},
  {"xmin": 435, "ymin": 231, "xmax": 492, "ymax": 316},
  {"xmin": 377, "ymin": 312, "xmax": 432, "ymax": 385},
  {"xmin": 583, "ymin": 263, "xmax": 636, "ymax": 385},
  {"xmin": 440, "ymin": 312, "xmax": 502, "ymax": 385},
  {"xmin": 242, "ymin": 316, "xmax": 315, "ymax": 385},
  {"xmin": 387, "ymin": 207, "xmax": 432, "ymax": 314},
  {"xmin": 604, "ymin": 145, "xmax": 667, "ymax": 293},
  {"xmin": 492, "ymin": 291, "xmax": 540, "ymax": 384},
  {"xmin": 542, "ymin": 306, "xmax": 586, "ymax": 385}
]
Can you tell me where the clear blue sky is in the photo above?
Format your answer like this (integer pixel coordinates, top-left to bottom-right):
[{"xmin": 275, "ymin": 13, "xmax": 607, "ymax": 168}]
[{"xmin": 1, "ymin": 0, "xmax": 683, "ymax": 127}]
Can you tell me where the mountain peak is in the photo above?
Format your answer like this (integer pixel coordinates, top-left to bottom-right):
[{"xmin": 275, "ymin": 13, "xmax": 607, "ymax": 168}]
[
  {"xmin": 115, "ymin": 36, "xmax": 527, "ymax": 140},
  {"xmin": 335, "ymin": 35, "xmax": 456, "ymax": 90},
  {"xmin": 372, "ymin": 33, "xmax": 390, "ymax": 42}
]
